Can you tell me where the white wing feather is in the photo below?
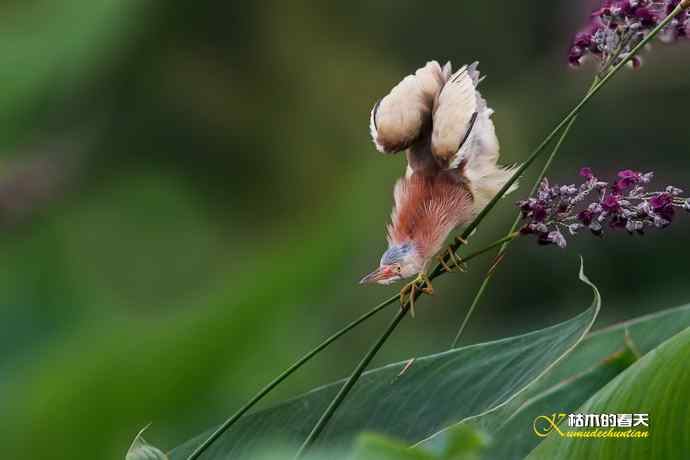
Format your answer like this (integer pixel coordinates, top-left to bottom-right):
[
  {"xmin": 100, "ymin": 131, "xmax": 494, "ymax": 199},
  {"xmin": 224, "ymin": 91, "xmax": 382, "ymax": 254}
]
[
  {"xmin": 433, "ymin": 62, "xmax": 518, "ymax": 212},
  {"xmin": 370, "ymin": 61, "xmax": 446, "ymax": 153},
  {"xmin": 370, "ymin": 60, "xmax": 518, "ymax": 215},
  {"xmin": 431, "ymin": 64, "xmax": 477, "ymax": 163}
]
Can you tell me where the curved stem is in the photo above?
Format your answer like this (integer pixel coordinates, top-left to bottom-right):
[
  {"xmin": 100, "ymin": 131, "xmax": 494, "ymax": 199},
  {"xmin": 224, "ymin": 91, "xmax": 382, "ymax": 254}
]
[
  {"xmin": 429, "ymin": 1, "xmax": 686, "ymax": 281},
  {"xmin": 294, "ymin": 305, "xmax": 410, "ymax": 458},
  {"xmin": 460, "ymin": 232, "xmax": 520, "ymax": 262},
  {"xmin": 293, "ymin": 5, "xmax": 688, "ymax": 455},
  {"xmin": 451, "ymin": 113, "xmax": 581, "ymax": 348},
  {"xmin": 291, "ymin": 232, "xmax": 519, "ymax": 458},
  {"xmin": 448, "ymin": 74, "xmax": 604, "ymax": 349},
  {"xmin": 185, "ymin": 236, "xmax": 508, "ymax": 460},
  {"xmin": 189, "ymin": 6, "xmax": 688, "ymax": 458},
  {"xmin": 293, "ymin": 233, "xmax": 516, "ymax": 459},
  {"xmin": 185, "ymin": 294, "xmax": 398, "ymax": 460},
  {"xmin": 448, "ymin": 0, "xmax": 687, "ymax": 347}
]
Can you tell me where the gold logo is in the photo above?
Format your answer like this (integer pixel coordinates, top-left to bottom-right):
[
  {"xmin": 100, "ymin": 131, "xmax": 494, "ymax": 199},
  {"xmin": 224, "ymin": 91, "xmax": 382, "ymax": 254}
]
[
  {"xmin": 532, "ymin": 412, "xmax": 650, "ymax": 439},
  {"xmin": 533, "ymin": 413, "xmax": 567, "ymax": 437}
]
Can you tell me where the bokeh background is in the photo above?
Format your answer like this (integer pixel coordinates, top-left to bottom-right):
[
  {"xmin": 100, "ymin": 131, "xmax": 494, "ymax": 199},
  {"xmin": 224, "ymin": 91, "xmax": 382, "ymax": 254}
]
[{"xmin": 1, "ymin": 1, "xmax": 689, "ymax": 459}]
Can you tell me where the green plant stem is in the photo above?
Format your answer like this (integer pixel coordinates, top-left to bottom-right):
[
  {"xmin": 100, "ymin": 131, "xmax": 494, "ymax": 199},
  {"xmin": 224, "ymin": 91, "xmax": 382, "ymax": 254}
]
[
  {"xmin": 293, "ymin": 232, "xmax": 520, "ymax": 458},
  {"xmin": 294, "ymin": 305, "xmax": 410, "ymax": 458},
  {"xmin": 294, "ymin": 7, "xmax": 686, "ymax": 455},
  {"xmin": 451, "ymin": 115, "xmax": 580, "ymax": 348},
  {"xmin": 460, "ymin": 231, "xmax": 520, "ymax": 261},
  {"xmin": 191, "ymin": 7, "xmax": 688, "ymax": 459},
  {"xmin": 447, "ymin": 0, "xmax": 687, "ymax": 348},
  {"xmin": 428, "ymin": 1, "xmax": 686, "ymax": 281},
  {"xmin": 185, "ymin": 235, "xmax": 512, "ymax": 460},
  {"xmin": 450, "ymin": 76, "xmax": 599, "ymax": 349},
  {"xmin": 184, "ymin": 294, "xmax": 398, "ymax": 460}
]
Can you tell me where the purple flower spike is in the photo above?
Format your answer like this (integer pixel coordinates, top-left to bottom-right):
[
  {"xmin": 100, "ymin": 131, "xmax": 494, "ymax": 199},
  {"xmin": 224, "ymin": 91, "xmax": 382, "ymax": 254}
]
[
  {"xmin": 569, "ymin": 0, "xmax": 690, "ymax": 71},
  {"xmin": 635, "ymin": 7, "xmax": 657, "ymax": 27},
  {"xmin": 580, "ymin": 167, "xmax": 595, "ymax": 179},
  {"xmin": 578, "ymin": 209, "xmax": 594, "ymax": 225},
  {"xmin": 618, "ymin": 169, "xmax": 641, "ymax": 181},
  {"xmin": 574, "ymin": 32, "xmax": 592, "ymax": 48},
  {"xmin": 650, "ymin": 192, "xmax": 673, "ymax": 209},
  {"xmin": 517, "ymin": 167, "xmax": 689, "ymax": 248},
  {"xmin": 614, "ymin": 169, "xmax": 640, "ymax": 191},
  {"xmin": 650, "ymin": 192, "xmax": 676, "ymax": 222},
  {"xmin": 602, "ymin": 194, "xmax": 621, "ymax": 211}
]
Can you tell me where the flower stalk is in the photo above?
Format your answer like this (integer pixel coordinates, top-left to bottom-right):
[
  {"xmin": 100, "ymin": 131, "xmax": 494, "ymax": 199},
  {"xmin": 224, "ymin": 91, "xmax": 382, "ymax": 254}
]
[
  {"xmin": 184, "ymin": 294, "xmax": 398, "ymax": 460},
  {"xmin": 185, "ymin": 233, "xmax": 519, "ymax": 460},
  {"xmin": 450, "ymin": 77, "xmax": 599, "ymax": 348},
  {"xmin": 449, "ymin": 0, "xmax": 689, "ymax": 346},
  {"xmin": 188, "ymin": 4, "xmax": 690, "ymax": 459},
  {"xmin": 294, "ymin": 305, "xmax": 410, "ymax": 458},
  {"xmin": 294, "ymin": 5, "xmax": 689, "ymax": 455},
  {"xmin": 518, "ymin": 168, "xmax": 688, "ymax": 247}
]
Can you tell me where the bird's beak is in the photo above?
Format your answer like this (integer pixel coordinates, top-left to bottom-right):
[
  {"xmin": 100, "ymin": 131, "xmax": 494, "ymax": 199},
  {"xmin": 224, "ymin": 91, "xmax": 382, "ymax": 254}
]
[{"xmin": 359, "ymin": 266, "xmax": 395, "ymax": 285}]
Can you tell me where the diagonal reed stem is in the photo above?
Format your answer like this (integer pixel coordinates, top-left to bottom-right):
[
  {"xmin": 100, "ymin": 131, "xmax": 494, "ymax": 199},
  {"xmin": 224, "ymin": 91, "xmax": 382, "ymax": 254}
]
[
  {"xmin": 293, "ymin": 233, "xmax": 520, "ymax": 457},
  {"xmin": 451, "ymin": 113, "xmax": 581, "ymax": 348},
  {"xmin": 192, "ymin": 6, "xmax": 688, "ymax": 459},
  {"xmin": 185, "ymin": 235, "xmax": 515, "ymax": 460},
  {"xmin": 294, "ymin": 304, "xmax": 411, "ymax": 458},
  {"xmin": 450, "ymin": 73, "xmax": 602, "ymax": 348},
  {"xmin": 428, "ymin": 1, "xmax": 686, "ymax": 281},
  {"xmin": 294, "ymin": 6, "xmax": 687, "ymax": 456},
  {"xmin": 184, "ymin": 294, "xmax": 398, "ymax": 460}
]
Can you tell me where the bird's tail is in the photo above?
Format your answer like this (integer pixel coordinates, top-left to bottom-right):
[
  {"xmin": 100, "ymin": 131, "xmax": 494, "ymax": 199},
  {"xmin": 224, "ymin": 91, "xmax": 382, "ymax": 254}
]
[{"xmin": 466, "ymin": 161, "xmax": 520, "ymax": 217}]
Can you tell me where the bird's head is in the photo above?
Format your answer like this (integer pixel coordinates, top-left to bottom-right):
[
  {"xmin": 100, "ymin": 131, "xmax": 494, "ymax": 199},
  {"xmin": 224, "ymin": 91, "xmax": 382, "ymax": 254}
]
[{"xmin": 359, "ymin": 242, "xmax": 423, "ymax": 285}]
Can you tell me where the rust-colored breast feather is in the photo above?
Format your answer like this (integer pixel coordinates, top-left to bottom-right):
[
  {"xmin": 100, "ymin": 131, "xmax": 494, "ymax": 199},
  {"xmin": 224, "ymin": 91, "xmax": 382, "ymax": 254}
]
[{"xmin": 387, "ymin": 172, "xmax": 473, "ymax": 260}]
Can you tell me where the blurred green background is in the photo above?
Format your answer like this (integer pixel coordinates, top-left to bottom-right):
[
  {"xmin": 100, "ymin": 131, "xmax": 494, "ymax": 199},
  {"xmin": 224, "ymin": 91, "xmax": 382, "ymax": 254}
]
[{"xmin": 0, "ymin": 1, "xmax": 688, "ymax": 459}]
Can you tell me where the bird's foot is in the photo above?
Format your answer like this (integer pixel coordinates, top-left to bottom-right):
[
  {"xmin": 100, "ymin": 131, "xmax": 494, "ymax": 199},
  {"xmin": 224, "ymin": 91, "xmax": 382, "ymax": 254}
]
[
  {"xmin": 399, "ymin": 272, "xmax": 433, "ymax": 318},
  {"xmin": 454, "ymin": 235, "xmax": 469, "ymax": 246},
  {"xmin": 438, "ymin": 247, "xmax": 467, "ymax": 273}
]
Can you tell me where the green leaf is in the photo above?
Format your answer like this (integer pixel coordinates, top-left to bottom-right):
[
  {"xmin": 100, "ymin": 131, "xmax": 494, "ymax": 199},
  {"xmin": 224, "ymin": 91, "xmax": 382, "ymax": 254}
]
[
  {"xmin": 169, "ymin": 264, "xmax": 600, "ymax": 459},
  {"xmin": 353, "ymin": 434, "xmax": 437, "ymax": 460},
  {"xmin": 531, "ymin": 304, "xmax": 690, "ymax": 392},
  {"xmin": 526, "ymin": 326, "xmax": 690, "ymax": 459},
  {"xmin": 440, "ymin": 425, "xmax": 491, "ymax": 460},
  {"xmin": 418, "ymin": 305, "xmax": 690, "ymax": 459},
  {"xmin": 126, "ymin": 426, "xmax": 168, "ymax": 460},
  {"xmin": 352, "ymin": 425, "xmax": 490, "ymax": 460},
  {"xmin": 441, "ymin": 344, "xmax": 635, "ymax": 460}
]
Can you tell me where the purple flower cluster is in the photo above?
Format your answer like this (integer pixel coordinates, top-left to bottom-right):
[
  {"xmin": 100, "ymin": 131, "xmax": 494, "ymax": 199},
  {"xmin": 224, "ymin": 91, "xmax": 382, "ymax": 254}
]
[
  {"xmin": 517, "ymin": 168, "xmax": 690, "ymax": 248},
  {"xmin": 569, "ymin": 1, "xmax": 689, "ymax": 69}
]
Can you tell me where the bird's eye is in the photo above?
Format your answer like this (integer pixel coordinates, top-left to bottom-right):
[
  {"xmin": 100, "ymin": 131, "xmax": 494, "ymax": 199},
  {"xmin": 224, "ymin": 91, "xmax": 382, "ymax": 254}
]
[{"xmin": 395, "ymin": 265, "xmax": 402, "ymax": 273}]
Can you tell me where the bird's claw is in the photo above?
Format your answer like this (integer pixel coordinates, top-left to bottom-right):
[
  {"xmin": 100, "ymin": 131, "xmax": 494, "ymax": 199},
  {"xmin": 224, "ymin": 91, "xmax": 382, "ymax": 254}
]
[
  {"xmin": 454, "ymin": 235, "xmax": 469, "ymax": 246},
  {"xmin": 399, "ymin": 272, "xmax": 433, "ymax": 318},
  {"xmin": 438, "ymin": 247, "xmax": 468, "ymax": 273}
]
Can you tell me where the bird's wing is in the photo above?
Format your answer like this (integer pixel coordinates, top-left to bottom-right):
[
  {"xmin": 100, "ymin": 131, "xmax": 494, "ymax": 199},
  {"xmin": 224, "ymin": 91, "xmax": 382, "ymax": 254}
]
[
  {"xmin": 430, "ymin": 62, "xmax": 482, "ymax": 169},
  {"xmin": 370, "ymin": 61, "xmax": 448, "ymax": 154},
  {"xmin": 432, "ymin": 62, "xmax": 518, "ymax": 212}
]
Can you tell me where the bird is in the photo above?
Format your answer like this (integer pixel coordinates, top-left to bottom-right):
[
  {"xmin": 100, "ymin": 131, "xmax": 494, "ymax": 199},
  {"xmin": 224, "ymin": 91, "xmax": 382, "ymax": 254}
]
[{"xmin": 359, "ymin": 60, "xmax": 517, "ymax": 304}]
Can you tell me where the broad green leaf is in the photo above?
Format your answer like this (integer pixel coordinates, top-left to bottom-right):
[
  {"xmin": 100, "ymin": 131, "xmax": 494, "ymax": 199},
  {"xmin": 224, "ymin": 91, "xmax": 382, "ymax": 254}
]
[
  {"xmin": 419, "ymin": 304, "xmax": 690, "ymax": 459},
  {"xmin": 353, "ymin": 434, "xmax": 437, "ymax": 460},
  {"xmin": 531, "ymin": 304, "xmax": 690, "ymax": 392},
  {"xmin": 440, "ymin": 425, "xmax": 491, "ymax": 460},
  {"xmin": 352, "ymin": 425, "xmax": 489, "ymax": 460},
  {"xmin": 526, "ymin": 326, "xmax": 690, "ymax": 459},
  {"xmin": 126, "ymin": 426, "xmax": 168, "ymax": 460},
  {"xmin": 435, "ymin": 345, "xmax": 636, "ymax": 460},
  {"xmin": 169, "ymin": 264, "xmax": 599, "ymax": 459}
]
